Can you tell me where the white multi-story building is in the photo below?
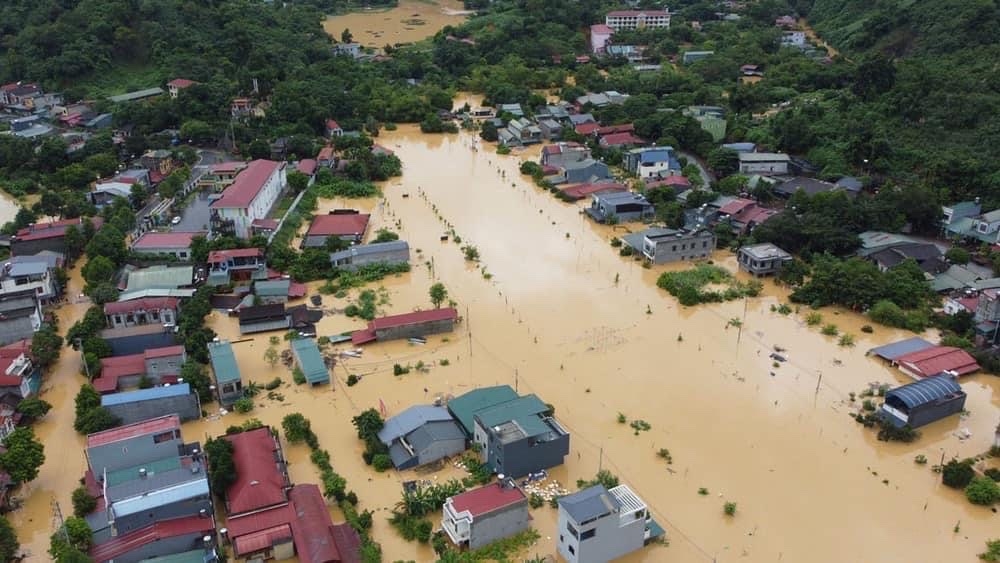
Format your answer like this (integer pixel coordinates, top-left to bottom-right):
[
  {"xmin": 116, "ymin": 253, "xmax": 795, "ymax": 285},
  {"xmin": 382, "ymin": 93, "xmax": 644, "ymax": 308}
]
[
  {"xmin": 605, "ymin": 10, "xmax": 671, "ymax": 31},
  {"xmin": 209, "ymin": 159, "xmax": 286, "ymax": 238},
  {"xmin": 557, "ymin": 483, "xmax": 663, "ymax": 563}
]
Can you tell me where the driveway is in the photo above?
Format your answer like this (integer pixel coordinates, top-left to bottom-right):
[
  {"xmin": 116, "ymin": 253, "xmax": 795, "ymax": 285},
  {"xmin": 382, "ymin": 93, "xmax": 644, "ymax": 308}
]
[{"xmin": 172, "ymin": 191, "xmax": 213, "ymax": 233}]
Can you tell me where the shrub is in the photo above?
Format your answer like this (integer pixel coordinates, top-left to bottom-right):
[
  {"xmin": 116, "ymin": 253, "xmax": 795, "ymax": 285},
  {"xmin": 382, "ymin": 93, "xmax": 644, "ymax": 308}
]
[
  {"xmin": 439, "ymin": 358, "xmax": 450, "ymax": 366},
  {"xmin": 233, "ymin": 397, "xmax": 254, "ymax": 413},
  {"xmin": 805, "ymin": 312, "xmax": 822, "ymax": 326},
  {"xmin": 393, "ymin": 363, "xmax": 410, "ymax": 376},
  {"xmin": 981, "ymin": 539, "xmax": 1000, "ymax": 561},
  {"xmin": 529, "ymin": 493, "xmax": 544, "ymax": 509},
  {"xmin": 862, "ymin": 399, "xmax": 876, "ymax": 411},
  {"xmin": 821, "ymin": 324, "xmax": 839, "ymax": 336},
  {"xmin": 292, "ymin": 367, "xmax": 306, "ymax": 384},
  {"xmin": 966, "ymin": 477, "xmax": 1000, "ymax": 505},
  {"xmin": 838, "ymin": 333, "xmax": 855, "ymax": 347},
  {"xmin": 617, "ymin": 412, "xmax": 627, "ymax": 424},
  {"xmin": 372, "ymin": 454, "xmax": 393, "ymax": 472},
  {"xmin": 942, "ymin": 458, "xmax": 976, "ymax": 489},
  {"xmin": 861, "ymin": 324, "xmax": 874, "ymax": 333},
  {"xmin": 698, "ymin": 487, "xmax": 709, "ymax": 495},
  {"xmin": 985, "ymin": 468, "xmax": 1000, "ymax": 482},
  {"xmin": 914, "ymin": 454, "xmax": 928, "ymax": 465},
  {"xmin": 71, "ymin": 486, "xmax": 97, "ymax": 517},
  {"xmin": 346, "ymin": 374, "xmax": 360, "ymax": 386},
  {"xmin": 282, "ymin": 413, "xmax": 313, "ymax": 443},
  {"xmin": 723, "ymin": 501, "xmax": 737, "ymax": 516},
  {"xmin": 462, "ymin": 245, "xmax": 480, "ymax": 261},
  {"xmin": 264, "ymin": 377, "xmax": 283, "ymax": 390}
]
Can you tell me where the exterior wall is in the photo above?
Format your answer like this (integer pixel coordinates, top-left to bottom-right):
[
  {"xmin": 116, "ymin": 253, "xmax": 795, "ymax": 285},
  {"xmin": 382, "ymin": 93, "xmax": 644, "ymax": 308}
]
[
  {"xmin": 0, "ymin": 316, "xmax": 37, "ymax": 346},
  {"xmin": 375, "ymin": 318, "xmax": 454, "ymax": 342},
  {"xmin": 469, "ymin": 501, "xmax": 530, "ymax": 549},
  {"xmin": 739, "ymin": 160, "xmax": 789, "ymax": 175},
  {"xmin": 605, "ymin": 13, "xmax": 670, "ymax": 30},
  {"xmin": 481, "ymin": 422, "xmax": 570, "ymax": 478},
  {"xmin": 417, "ymin": 436, "xmax": 467, "ymax": 466},
  {"xmin": 87, "ymin": 430, "xmax": 182, "ymax": 474},
  {"xmin": 557, "ymin": 507, "xmax": 645, "ymax": 563},
  {"xmin": 145, "ymin": 352, "xmax": 185, "ymax": 379},
  {"xmin": 106, "ymin": 530, "xmax": 210, "ymax": 563},
  {"xmin": 133, "ymin": 246, "xmax": 191, "ymax": 260},
  {"xmin": 331, "ymin": 248, "xmax": 410, "ymax": 270},
  {"xmin": 106, "ymin": 307, "xmax": 177, "ymax": 329},
  {"xmin": 590, "ymin": 199, "xmax": 654, "ymax": 223},
  {"xmin": 217, "ymin": 164, "xmax": 286, "ymax": 239},
  {"xmin": 303, "ymin": 233, "xmax": 361, "ymax": 247},
  {"xmin": 106, "ymin": 394, "xmax": 201, "ymax": 425},
  {"xmin": 217, "ymin": 380, "xmax": 243, "ymax": 406},
  {"xmin": 114, "ymin": 493, "xmax": 212, "ymax": 535},
  {"xmin": 10, "ymin": 236, "xmax": 66, "ymax": 257},
  {"xmin": 908, "ymin": 396, "xmax": 967, "ymax": 428},
  {"xmin": 104, "ymin": 332, "xmax": 177, "ymax": 356},
  {"xmin": 591, "ymin": 29, "xmax": 613, "ymax": 54},
  {"xmin": 0, "ymin": 271, "xmax": 54, "ymax": 301},
  {"xmin": 737, "ymin": 251, "xmax": 790, "ymax": 277},
  {"xmin": 644, "ymin": 233, "xmax": 715, "ymax": 263}
]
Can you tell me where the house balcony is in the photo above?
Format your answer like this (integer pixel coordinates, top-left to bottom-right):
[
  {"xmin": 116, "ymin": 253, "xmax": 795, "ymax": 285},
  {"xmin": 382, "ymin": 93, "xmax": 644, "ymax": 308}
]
[{"xmin": 441, "ymin": 509, "xmax": 471, "ymax": 545}]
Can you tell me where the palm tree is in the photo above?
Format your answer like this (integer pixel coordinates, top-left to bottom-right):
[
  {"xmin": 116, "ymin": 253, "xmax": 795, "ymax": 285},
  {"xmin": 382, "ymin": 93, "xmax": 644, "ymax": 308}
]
[{"xmin": 243, "ymin": 381, "xmax": 261, "ymax": 398}]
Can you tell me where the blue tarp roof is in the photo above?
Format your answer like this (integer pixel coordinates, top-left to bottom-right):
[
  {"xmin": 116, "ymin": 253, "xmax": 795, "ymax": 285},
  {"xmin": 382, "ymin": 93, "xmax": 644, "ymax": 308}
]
[
  {"xmin": 378, "ymin": 405, "xmax": 455, "ymax": 444},
  {"xmin": 886, "ymin": 375, "xmax": 964, "ymax": 408},
  {"xmin": 102, "ymin": 383, "xmax": 191, "ymax": 406},
  {"xmin": 868, "ymin": 337, "xmax": 934, "ymax": 361},
  {"xmin": 290, "ymin": 338, "xmax": 329, "ymax": 384}
]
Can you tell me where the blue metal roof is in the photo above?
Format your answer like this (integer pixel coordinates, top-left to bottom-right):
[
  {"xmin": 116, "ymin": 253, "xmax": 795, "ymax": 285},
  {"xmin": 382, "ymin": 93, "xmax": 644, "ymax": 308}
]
[
  {"xmin": 560, "ymin": 485, "xmax": 621, "ymax": 523},
  {"xmin": 290, "ymin": 338, "xmax": 329, "ymax": 384},
  {"xmin": 639, "ymin": 149, "xmax": 672, "ymax": 163},
  {"xmin": 110, "ymin": 478, "xmax": 209, "ymax": 518},
  {"xmin": 885, "ymin": 376, "xmax": 964, "ymax": 409},
  {"xmin": 378, "ymin": 405, "xmax": 455, "ymax": 444},
  {"xmin": 102, "ymin": 383, "xmax": 190, "ymax": 406},
  {"xmin": 208, "ymin": 341, "xmax": 241, "ymax": 383},
  {"xmin": 868, "ymin": 337, "xmax": 934, "ymax": 361}
]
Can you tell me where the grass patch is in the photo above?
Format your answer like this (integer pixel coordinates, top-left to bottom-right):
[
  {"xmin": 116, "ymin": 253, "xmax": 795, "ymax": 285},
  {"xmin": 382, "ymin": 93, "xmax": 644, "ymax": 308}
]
[{"xmin": 656, "ymin": 264, "xmax": 762, "ymax": 306}]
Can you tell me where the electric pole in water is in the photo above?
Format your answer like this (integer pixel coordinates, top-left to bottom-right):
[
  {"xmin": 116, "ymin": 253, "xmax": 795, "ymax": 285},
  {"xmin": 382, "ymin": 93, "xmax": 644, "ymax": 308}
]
[{"xmin": 52, "ymin": 498, "xmax": 69, "ymax": 543}]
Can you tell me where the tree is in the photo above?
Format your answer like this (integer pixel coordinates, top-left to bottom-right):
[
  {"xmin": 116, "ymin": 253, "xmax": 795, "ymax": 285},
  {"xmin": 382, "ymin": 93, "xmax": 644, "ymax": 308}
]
[
  {"xmin": 707, "ymin": 148, "xmax": 740, "ymax": 177},
  {"xmin": 63, "ymin": 224, "xmax": 85, "ymax": 260},
  {"xmin": 373, "ymin": 229, "xmax": 399, "ymax": 243},
  {"xmin": 352, "ymin": 409, "xmax": 385, "ymax": 442},
  {"xmin": 287, "ymin": 171, "xmax": 309, "ymax": 194},
  {"xmin": 16, "ymin": 397, "xmax": 52, "ymax": 420},
  {"xmin": 775, "ymin": 258, "xmax": 809, "ymax": 287},
  {"xmin": 63, "ymin": 517, "xmax": 92, "ymax": 551},
  {"xmin": 205, "ymin": 437, "xmax": 237, "ymax": 497},
  {"xmin": 31, "ymin": 325, "xmax": 63, "ymax": 369},
  {"xmin": 82, "ymin": 255, "xmax": 115, "ymax": 286},
  {"xmin": 342, "ymin": 28, "xmax": 353, "ymax": 43},
  {"xmin": 429, "ymin": 283, "xmax": 448, "ymax": 308},
  {"xmin": 282, "ymin": 413, "xmax": 313, "ymax": 443},
  {"xmin": 75, "ymin": 407, "xmax": 120, "ymax": 435},
  {"xmin": 0, "ymin": 517, "xmax": 17, "ymax": 562},
  {"xmin": 0, "ymin": 427, "xmax": 45, "ymax": 484},
  {"xmin": 966, "ymin": 476, "xmax": 1000, "ymax": 505},
  {"xmin": 180, "ymin": 120, "xmax": 214, "ymax": 144},
  {"xmin": 942, "ymin": 458, "xmax": 976, "ymax": 489},
  {"xmin": 71, "ymin": 486, "xmax": 97, "ymax": 517},
  {"xmin": 264, "ymin": 346, "xmax": 279, "ymax": 367},
  {"xmin": 946, "ymin": 247, "xmax": 971, "ymax": 265}
]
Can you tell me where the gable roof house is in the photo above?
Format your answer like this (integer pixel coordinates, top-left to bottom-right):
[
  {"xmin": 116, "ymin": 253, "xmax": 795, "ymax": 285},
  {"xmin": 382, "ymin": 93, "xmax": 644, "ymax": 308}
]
[
  {"xmin": 10, "ymin": 216, "xmax": 104, "ymax": 257},
  {"xmin": 290, "ymin": 338, "xmax": 330, "ymax": 385},
  {"xmin": 208, "ymin": 341, "xmax": 243, "ymax": 406},
  {"xmin": 166, "ymin": 78, "xmax": 197, "ymax": 98},
  {"xmin": 447, "ymin": 385, "xmax": 520, "ymax": 438},
  {"xmin": 559, "ymin": 182, "xmax": 628, "ymax": 202},
  {"xmin": 130, "ymin": 232, "xmax": 201, "ymax": 261},
  {"xmin": 101, "ymin": 383, "xmax": 201, "ymax": 426},
  {"xmin": 585, "ymin": 192, "xmax": 654, "ymax": 223},
  {"xmin": 351, "ymin": 307, "xmax": 458, "ymax": 345},
  {"xmin": 330, "ymin": 240, "xmax": 410, "ymax": 271},
  {"xmin": 716, "ymin": 198, "xmax": 778, "ymax": 234},
  {"xmin": 894, "ymin": 345, "xmax": 980, "ymax": 379},
  {"xmin": 948, "ymin": 206, "xmax": 1000, "ymax": 244},
  {"xmin": 471, "ymin": 394, "xmax": 570, "ymax": 478},
  {"xmin": 0, "ymin": 292, "xmax": 43, "ymax": 346},
  {"xmin": 441, "ymin": 479, "xmax": 530, "ymax": 549},
  {"xmin": 738, "ymin": 152, "xmax": 790, "ymax": 175},
  {"xmin": 599, "ymin": 131, "xmax": 646, "ymax": 149},
  {"xmin": 868, "ymin": 242, "xmax": 948, "ymax": 275},
  {"xmin": 540, "ymin": 143, "xmax": 591, "ymax": 168},
  {"xmin": 210, "ymin": 160, "xmax": 287, "ymax": 239},
  {"xmin": 0, "ymin": 339, "xmax": 41, "ymax": 400},
  {"xmin": 93, "ymin": 345, "xmax": 186, "ymax": 394},
  {"xmin": 207, "ymin": 247, "xmax": 267, "ymax": 286},
  {"xmin": 772, "ymin": 176, "xmax": 845, "ymax": 198},
  {"xmin": 238, "ymin": 304, "xmax": 291, "ymax": 335},
  {"xmin": 377, "ymin": 405, "xmax": 466, "ymax": 470},
  {"xmin": 624, "ymin": 147, "xmax": 680, "ymax": 179}
]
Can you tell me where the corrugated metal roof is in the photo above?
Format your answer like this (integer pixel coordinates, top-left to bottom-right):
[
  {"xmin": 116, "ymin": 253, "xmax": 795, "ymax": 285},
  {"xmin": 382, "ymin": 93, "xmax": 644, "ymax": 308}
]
[
  {"xmin": 885, "ymin": 375, "xmax": 964, "ymax": 409},
  {"xmin": 447, "ymin": 385, "xmax": 518, "ymax": 436},
  {"xmin": 224, "ymin": 427, "xmax": 288, "ymax": 514},
  {"xmin": 89, "ymin": 515, "xmax": 213, "ymax": 562},
  {"xmin": 211, "ymin": 160, "xmax": 282, "ymax": 209},
  {"xmin": 137, "ymin": 548, "xmax": 213, "ymax": 563},
  {"xmin": 868, "ymin": 337, "xmax": 934, "ymax": 361},
  {"xmin": 370, "ymin": 307, "xmax": 457, "ymax": 330},
  {"xmin": 208, "ymin": 341, "xmax": 241, "ymax": 384},
  {"xmin": 290, "ymin": 338, "xmax": 329, "ymax": 384},
  {"xmin": 474, "ymin": 395, "xmax": 549, "ymax": 437},
  {"xmin": 125, "ymin": 265, "xmax": 194, "ymax": 291},
  {"xmin": 101, "ymin": 383, "xmax": 190, "ymax": 406},
  {"xmin": 255, "ymin": 279, "xmax": 291, "ymax": 297},
  {"xmin": 378, "ymin": 405, "xmax": 455, "ymax": 443},
  {"xmin": 896, "ymin": 346, "xmax": 980, "ymax": 378},
  {"xmin": 87, "ymin": 414, "xmax": 180, "ymax": 447},
  {"xmin": 111, "ymin": 478, "xmax": 209, "ymax": 518},
  {"xmin": 559, "ymin": 485, "xmax": 620, "ymax": 523},
  {"xmin": 329, "ymin": 240, "xmax": 409, "ymax": 261}
]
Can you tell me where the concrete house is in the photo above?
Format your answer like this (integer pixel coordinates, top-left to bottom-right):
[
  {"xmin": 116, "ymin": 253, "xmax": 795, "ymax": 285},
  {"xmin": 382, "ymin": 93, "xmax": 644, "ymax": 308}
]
[
  {"xmin": 716, "ymin": 198, "xmax": 778, "ymax": 234},
  {"xmin": 505, "ymin": 118, "xmax": 543, "ymax": 145},
  {"xmin": 737, "ymin": 243, "xmax": 792, "ymax": 277},
  {"xmin": 558, "ymin": 159, "xmax": 612, "ymax": 185},
  {"xmin": 0, "ymin": 339, "xmax": 40, "ymax": 399},
  {"xmin": 377, "ymin": 405, "xmax": 466, "ymax": 470},
  {"xmin": 881, "ymin": 375, "xmax": 967, "ymax": 429},
  {"xmin": 472, "ymin": 394, "xmax": 570, "ymax": 478},
  {"xmin": 941, "ymin": 200, "xmax": 984, "ymax": 240},
  {"xmin": 352, "ymin": 307, "xmax": 458, "ymax": 345},
  {"xmin": 238, "ymin": 304, "xmax": 291, "ymax": 334},
  {"xmin": 591, "ymin": 23, "xmax": 615, "ymax": 53},
  {"xmin": 442, "ymin": 479, "xmax": 530, "ymax": 549},
  {"xmin": 330, "ymin": 240, "xmax": 410, "ymax": 271},
  {"xmin": 94, "ymin": 345, "xmax": 187, "ymax": 394},
  {"xmin": 557, "ymin": 484, "xmax": 663, "ymax": 563},
  {"xmin": 131, "ymin": 232, "xmax": 201, "ymax": 260},
  {"xmin": 102, "ymin": 383, "xmax": 201, "ymax": 425},
  {"xmin": 290, "ymin": 338, "xmax": 330, "ymax": 385},
  {"xmin": 303, "ymin": 213, "xmax": 371, "ymax": 247},
  {"xmin": 585, "ymin": 192, "xmax": 654, "ymax": 223},
  {"xmin": 447, "ymin": 385, "xmax": 520, "ymax": 439},
  {"xmin": 0, "ymin": 292, "xmax": 43, "ymax": 346},
  {"xmin": 624, "ymin": 147, "xmax": 679, "ymax": 179},
  {"xmin": 738, "ymin": 152, "xmax": 790, "ymax": 175},
  {"xmin": 104, "ymin": 297, "xmax": 179, "ymax": 329},
  {"xmin": 605, "ymin": 10, "xmax": 671, "ymax": 30},
  {"xmin": 325, "ymin": 119, "xmax": 344, "ymax": 138},
  {"xmin": 540, "ymin": 143, "xmax": 590, "ymax": 168},
  {"xmin": 84, "ymin": 415, "xmax": 215, "ymax": 561},
  {"xmin": 166, "ymin": 78, "xmax": 196, "ymax": 98},
  {"xmin": 10, "ymin": 216, "xmax": 104, "ymax": 257},
  {"xmin": 537, "ymin": 119, "xmax": 563, "ymax": 140},
  {"xmin": 210, "ymin": 160, "xmax": 286, "ymax": 239},
  {"xmin": 206, "ymin": 248, "xmax": 267, "ymax": 286},
  {"xmin": 0, "ymin": 259, "xmax": 59, "ymax": 304},
  {"xmin": 623, "ymin": 228, "xmax": 716, "ymax": 264},
  {"xmin": 208, "ymin": 341, "xmax": 243, "ymax": 406}
]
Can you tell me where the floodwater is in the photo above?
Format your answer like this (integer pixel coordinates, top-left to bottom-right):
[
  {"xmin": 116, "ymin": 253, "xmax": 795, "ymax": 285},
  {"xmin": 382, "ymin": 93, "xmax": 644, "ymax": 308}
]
[
  {"xmin": 0, "ymin": 190, "xmax": 27, "ymax": 225},
  {"xmin": 323, "ymin": 0, "xmax": 469, "ymax": 49},
  {"xmin": 10, "ymin": 125, "xmax": 1000, "ymax": 562}
]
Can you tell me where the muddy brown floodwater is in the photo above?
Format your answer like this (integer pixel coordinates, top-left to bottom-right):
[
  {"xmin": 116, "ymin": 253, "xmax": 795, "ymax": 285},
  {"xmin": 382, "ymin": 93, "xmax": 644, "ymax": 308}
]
[
  {"xmin": 11, "ymin": 125, "xmax": 1000, "ymax": 562},
  {"xmin": 323, "ymin": 0, "xmax": 469, "ymax": 49}
]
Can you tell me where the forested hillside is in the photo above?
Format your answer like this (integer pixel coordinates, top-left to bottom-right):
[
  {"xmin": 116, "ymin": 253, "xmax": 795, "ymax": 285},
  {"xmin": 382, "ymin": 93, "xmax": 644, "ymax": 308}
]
[{"xmin": 797, "ymin": 0, "xmax": 1000, "ymax": 204}]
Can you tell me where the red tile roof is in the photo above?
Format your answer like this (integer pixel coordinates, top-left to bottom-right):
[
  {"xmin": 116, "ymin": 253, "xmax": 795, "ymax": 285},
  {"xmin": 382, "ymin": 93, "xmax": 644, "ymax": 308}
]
[
  {"xmin": 896, "ymin": 346, "xmax": 980, "ymax": 378},
  {"xmin": 167, "ymin": 78, "xmax": 197, "ymax": 89},
  {"xmin": 297, "ymin": 159, "xmax": 318, "ymax": 175},
  {"xmin": 735, "ymin": 206, "xmax": 777, "ymax": 227},
  {"xmin": 104, "ymin": 297, "xmax": 179, "ymax": 315},
  {"xmin": 211, "ymin": 160, "xmax": 283, "ymax": 209},
  {"xmin": 317, "ymin": 146, "xmax": 335, "ymax": 161},
  {"xmin": 541, "ymin": 142, "xmax": 583, "ymax": 156},
  {"xmin": 560, "ymin": 182, "xmax": 628, "ymax": 201},
  {"xmin": 597, "ymin": 124, "xmax": 634, "ymax": 135},
  {"xmin": 211, "ymin": 161, "xmax": 247, "ymax": 174},
  {"xmin": 288, "ymin": 282, "xmax": 307, "ymax": 298},
  {"xmin": 89, "ymin": 515, "xmax": 214, "ymax": 562},
  {"xmin": 14, "ymin": 217, "xmax": 104, "ymax": 243},
  {"xmin": 575, "ymin": 122, "xmax": 600, "ymax": 136},
  {"xmin": 86, "ymin": 414, "xmax": 180, "ymax": 447},
  {"xmin": 350, "ymin": 327, "xmax": 377, "ymax": 345},
  {"xmin": 224, "ymin": 427, "xmax": 289, "ymax": 515},
  {"xmin": 645, "ymin": 175, "xmax": 691, "ymax": 189},
  {"xmin": 208, "ymin": 247, "xmax": 263, "ymax": 262},
  {"xmin": 94, "ymin": 347, "xmax": 179, "ymax": 392},
  {"xmin": 718, "ymin": 198, "xmax": 754, "ymax": 216},
  {"xmin": 371, "ymin": 308, "xmax": 458, "ymax": 331},
  {"xmin": 591, "ymin": 24, "xmax": 614, "ymax": 34},
  {"xmin": 307, "ymin": 214, "xmax": 370, "ymax": 237},
  {"xmin": 226, "ymin": 503, "xmax": 292, "ymax": 538},
  {"xmin": 449, "ymin": 483, "xmax": 526, "ymax": 517},
  {"xmin": 132, "ymin": 231, "xmax": 200, "ymax": 249},
  {"xmin": 599, "ymin": 132, "xmax": 645, "ymax": 147}
]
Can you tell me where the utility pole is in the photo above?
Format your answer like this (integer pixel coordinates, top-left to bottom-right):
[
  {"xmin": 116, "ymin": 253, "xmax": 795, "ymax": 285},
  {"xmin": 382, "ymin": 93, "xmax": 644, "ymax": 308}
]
[
  {"xmin": 52, "ymin": 498, "xmax": 69, "ymax": 543},
  {"xmin": 75, "ymin": 338, "xmax": 91, "ymax": 381}
]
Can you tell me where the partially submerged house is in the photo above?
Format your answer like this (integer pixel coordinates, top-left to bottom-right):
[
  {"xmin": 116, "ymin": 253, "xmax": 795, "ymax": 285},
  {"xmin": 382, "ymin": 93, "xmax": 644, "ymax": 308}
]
[
  {"xmin": 557, "ymin": 484, "xmax": 663, "ymax": 563},
  {"xmin": 208, "ymin": 341, "xmax": 243, "ymax": 406},
  {"xmin": 894, "ymin": 346, "xmax": 980, "ymax": 380},
  {"xmin": 93, "ymin": 345, "xmax": 186, "ymax": 394},
  {"xmin": 290, "ymin": 338, "xmax": 330, "ymax": 385},
  {"xmin": 472, "ymin": 394, "xmax": 569, "ymax": 478},
  {"xmin": 101, "ymin": 383, "xmax": 201, "ymax": 425},
  {"xmin": 238, "ymin": 304, "xmax": 291, "ymax": 334},
  {"xmin": 10, "ymin": 216, "xmax": 104, "ymax": 257},
  {"xmin": 0, "ymin": 292, "xmax": 43, "ymax": 346},
  {"xmin": 131, "ymin": 232, "xmax": 201, "ymax": 260},
  {"xmin": 585, "ymin": 192, "xmax": 654, "ymax": 223},
  {"xmin": 351, "ymin": 308, "xmax": 458, "ymax": 345},
  {"xmin": 441, "ymin": 479, "xmax": 530, "ymax": 549},
  {"xmin": 377, "ymin": 405, "xmax": 466, "ymax": 470},
  {"xmin": 207, "ymin": 248, "xmax": 267, "ymax": 286},
  {"xmin": 880, "ymin": 375, "xmax": 966, "ymax": 429},
  {"xmin": 622, "ymin": 228, "xmax": 715, "ymax": 264},
  {"xmin": 868, "ymin": 242, "xmax": 948, "ymax": 276},
  {"xmin": 104, "ymin": 297, "xmax": 179, "ymax": 329},
  {"xmin": 303, "ymin": 213, "xmax": 370, "ymax": 247},
  {"xmin": 447, "ymin": 385, "xmax": 520, "ymax": 439},
  {"xmin": 868, "ymin": 337, "xmax": 935, "ymax": 364},
  {"xmin": 329, "ymin": 240, "xmax": 410, "ymax": 271},
  {"xmin": 559, "ymin": 182, "xmax": 628, "ymax": 202},
  {"xmin": 737, "ymin": 243, "xmax": 792, "ymax": 277}
]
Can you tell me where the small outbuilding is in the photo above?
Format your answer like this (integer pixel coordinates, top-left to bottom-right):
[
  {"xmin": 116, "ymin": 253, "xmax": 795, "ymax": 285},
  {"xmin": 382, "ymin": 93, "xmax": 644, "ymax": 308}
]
[
  {"xmin": 377, "ymin": 405, "xmax": 466, "ymax": 470},
  {"xmin": 881, "ymin": 375, "xmax": 966, "ymax": 428},
  {"xmin": 329, "ymin": 240, "xmax": 410, "ymax": 271},
  {"xmin": 290, "ymin": 338, "xmax": 329, "ymax": 385}
]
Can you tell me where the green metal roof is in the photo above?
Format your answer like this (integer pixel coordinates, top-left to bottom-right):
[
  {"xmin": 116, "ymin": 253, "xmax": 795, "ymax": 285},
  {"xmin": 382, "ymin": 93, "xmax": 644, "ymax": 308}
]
[
  {"xmin": 208, "ymin": 341, "xmax": 241, "ymax": 384},
  {"xmin": 446, "ymin": 385, "xmax": 518, "ymax": 436},
  {"xmin": 290, "ymin": 338, "xmax": 329, "ymax": 384},
  {"xmin": 255, "ymin": 279, "xmax": 290, "ymax": 297},
  {"xmin": 474, "ymin": 395, "xmax": 550, "ymax": 437},
  {"xmin": 125, "ymin": 265, "xmax": 194, "ymax": 291}
]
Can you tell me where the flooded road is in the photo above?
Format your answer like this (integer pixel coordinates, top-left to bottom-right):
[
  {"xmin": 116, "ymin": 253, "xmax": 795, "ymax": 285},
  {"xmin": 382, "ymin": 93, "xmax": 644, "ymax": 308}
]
[
  {"xmin": 11, "ymin": 126, "xmax": 999, "ymax": 562},
  {"xmin": 0, "ymin": 190, "xmax": 26, "ymax": 225},
  {"xmin": 323, "ymin": 0, "xmax": 469, "ymax": 49}
]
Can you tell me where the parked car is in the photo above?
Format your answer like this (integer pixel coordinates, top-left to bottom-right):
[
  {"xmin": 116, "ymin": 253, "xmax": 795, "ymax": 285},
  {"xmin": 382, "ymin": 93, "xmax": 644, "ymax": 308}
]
[{"xmin": 171, "ymin": 216, "xmax": 182, "ymax": 225}]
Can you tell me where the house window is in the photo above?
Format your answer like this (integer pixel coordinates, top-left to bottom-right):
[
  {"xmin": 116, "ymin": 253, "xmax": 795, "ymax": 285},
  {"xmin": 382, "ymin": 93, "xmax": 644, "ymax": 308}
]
[
  {"xmin": 151, "ymin": 310, "xmax": 159, "ymax": 321},
  {"xmin": 126, "ymin": 313, "xmax": 134, "ymax": 324},
  {"xmin": 581, "ymin": 529, "xmax": 596, "ymax": 540},
  {"xmin": 671, "ymin": 245, "xmax": 676, "ymax": 251},
  {"xmin": 703, "ymin": 241, "xmax": 708, "ymax": 248},
  {"xmin": 153, "ymin": 431, "xmax": 174, "ymax": 444},
  {"xmin": 567, "ymin": 522, "xmax": 579, "ymax": 539},
  {"xmin": 560, "ymin": 535, "xmax": 564, "ymax": 543},
  {"xmin": 568, "ymin": 545, "xmax": 576, "ymax": 555}
]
